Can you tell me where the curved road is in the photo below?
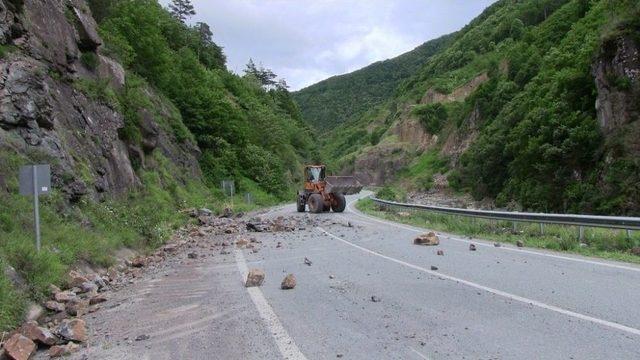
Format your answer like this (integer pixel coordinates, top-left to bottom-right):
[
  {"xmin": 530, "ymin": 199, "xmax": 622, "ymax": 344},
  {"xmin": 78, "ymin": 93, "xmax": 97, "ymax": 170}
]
[{"xmin": 77, "ymin": 192, "xmax": 640, "ymax": 359}]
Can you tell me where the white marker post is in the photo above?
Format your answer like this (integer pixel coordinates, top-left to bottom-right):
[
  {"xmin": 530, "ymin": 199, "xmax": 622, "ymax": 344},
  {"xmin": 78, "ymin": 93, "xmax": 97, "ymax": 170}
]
[{"xmin": 19, "ymin": 164, "xmax": 51, "ymax": 252}]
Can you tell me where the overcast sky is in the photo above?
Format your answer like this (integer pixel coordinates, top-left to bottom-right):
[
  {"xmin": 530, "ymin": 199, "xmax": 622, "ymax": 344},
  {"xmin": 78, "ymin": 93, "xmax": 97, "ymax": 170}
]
[{"xmin": 163, "ymin": 1, "xmax": 496, "ymax": 90}]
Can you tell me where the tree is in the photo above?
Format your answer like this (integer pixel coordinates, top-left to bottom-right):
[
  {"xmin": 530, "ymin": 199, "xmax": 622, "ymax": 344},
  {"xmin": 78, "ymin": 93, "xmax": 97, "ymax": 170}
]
[
  {"xmin": 169, "ymin": 0, "xmax": 195, "ymax": 23},
  {"xmin": 195, "ymin": 22, "xmax": 213, "ymax": 46}
]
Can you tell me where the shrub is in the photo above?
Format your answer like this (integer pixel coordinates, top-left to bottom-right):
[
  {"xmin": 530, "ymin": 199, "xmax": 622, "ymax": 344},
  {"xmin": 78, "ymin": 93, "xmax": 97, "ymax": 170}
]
[{"xmin": 80, "ymin": 51, "xmax": 99, "ymax": 71}]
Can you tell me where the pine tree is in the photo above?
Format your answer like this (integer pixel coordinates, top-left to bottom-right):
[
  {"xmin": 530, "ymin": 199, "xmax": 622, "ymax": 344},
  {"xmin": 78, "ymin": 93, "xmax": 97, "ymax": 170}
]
[{"xmin": 169, "ymin": 0, "xmax": 196, "ymax": 23}]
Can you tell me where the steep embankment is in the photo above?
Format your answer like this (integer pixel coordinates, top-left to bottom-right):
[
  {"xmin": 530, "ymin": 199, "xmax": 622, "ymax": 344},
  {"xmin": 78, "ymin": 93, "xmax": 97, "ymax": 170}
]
[
  {"xmin": 0, "ymin": 0, "xmax": 316, "ymax": 331},
  {"xmin": 296, "ymin": 0, "xmax": 640, "ymax": 215}
]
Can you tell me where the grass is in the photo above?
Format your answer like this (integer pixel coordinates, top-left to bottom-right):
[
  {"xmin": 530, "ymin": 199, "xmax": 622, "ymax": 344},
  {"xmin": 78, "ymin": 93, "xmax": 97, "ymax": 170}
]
[
  {"xmin": 356, "ymin": 198, "xmax": 640, "ymax": 264},
  {"xmin": 0, "ymin": 149, "xmax": 279, "ymax": 331}
]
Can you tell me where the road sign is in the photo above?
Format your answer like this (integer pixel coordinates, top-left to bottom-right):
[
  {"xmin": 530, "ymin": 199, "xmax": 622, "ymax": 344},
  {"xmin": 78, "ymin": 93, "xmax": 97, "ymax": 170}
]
[
  {"xmin": 19, "ymin": 164, "xmax": 51, "ymax": 251},
  {"xmin": 19, "ymin": 164, "xmax": 51, "ymax": 196}
]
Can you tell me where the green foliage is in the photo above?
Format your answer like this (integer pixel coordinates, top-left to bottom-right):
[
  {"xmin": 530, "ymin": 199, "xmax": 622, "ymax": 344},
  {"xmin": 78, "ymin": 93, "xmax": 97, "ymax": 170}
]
[
  {"xmin": 94, "ymin": 0, "xmax": 315, "ymax": 197},
  {"xmin": 80, "ymin": 51, "xmax": 99, "ymax": 70},
  {"xmin": 294, "ymin": 33, "xmax": 456, "ymax": 131},
  {"xmin": 72, "ymin": 78, "xmax": 119, "ymax": 107},
  {"xmin": 413, "ymin": 103, "xmax": 448, "ymax": 133}
]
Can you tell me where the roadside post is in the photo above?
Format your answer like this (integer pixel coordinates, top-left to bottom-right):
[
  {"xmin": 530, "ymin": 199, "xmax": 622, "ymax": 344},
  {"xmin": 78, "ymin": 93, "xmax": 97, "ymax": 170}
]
[{"xmin": 19, "ymin": 164, "xmax": 51, "ymax": 252}]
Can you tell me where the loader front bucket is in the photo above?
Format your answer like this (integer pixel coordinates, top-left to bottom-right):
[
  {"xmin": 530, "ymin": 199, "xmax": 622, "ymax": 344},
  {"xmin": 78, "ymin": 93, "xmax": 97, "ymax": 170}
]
[{"xmin": 325, "ymin": 176, "xmax": 363, "ymax": 195}]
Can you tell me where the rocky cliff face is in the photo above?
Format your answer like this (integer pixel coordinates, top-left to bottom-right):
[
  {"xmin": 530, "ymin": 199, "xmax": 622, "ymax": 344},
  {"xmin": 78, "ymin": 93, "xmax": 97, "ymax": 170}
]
[{"xmin": 0, "ymin": 0, "xmax": 201, "ymax": 202}]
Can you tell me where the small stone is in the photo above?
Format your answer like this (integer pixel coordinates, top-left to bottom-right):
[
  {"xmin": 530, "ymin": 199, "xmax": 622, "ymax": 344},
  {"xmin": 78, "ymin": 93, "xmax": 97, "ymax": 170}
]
[
  {"xmin": 370, "ymin": 296, "xmax": 381, "ymax": 303},
  {"xmin": 469, "ymin": 244, "xmax": 477, "ymax": 251},
  {"xmin": 44, "ymin": 301, "xmax": 66, "ymax": 312},
  {"xmin": 187, "ymin": 252, "xmax": 198, "ymax": 259},
  {"xmin": 236, "ymin": 239, "xmax": 249, "ymax": 248},
  {"xmin": 163, "ymin": 243, "xmax": 178, "ymax": 253},
  {"xmin": 245, "ymin": 269, "xmax": 265, "ymax": 287},
  {"xmin": 135, "ymin": 334, "xmax": 150, "ymax": 341},
  {"xmin": 54, "ymin": 291, "xmax": 77, "ymax": 303},
  {"xmin": 68, "ymin": 271, "xmax": 88, "ymax": 288},
  {"xmin": 430, "ymin": 266, "xmax": 438, "ymax": 271},
  {"xmin": 20, "ymin": 321, "xmax": 58, "ymax": 345},
  {"xmin": 276, "ymin": 242, "xmax": 282, "ymax": 248},
  {"xmin": 414, "ymin": 232, "xmax": 439, "ymax": 246},
  {"xmin": 66, "ymin": 299, "xmax": 89, "ymax": 317},
  {"xmin": 436, "ymin": 250, "xmax": 444, "ymax": 256},
  {"xmin": 494, "ymin": 242, "xmax": 501, "ymax": 247},
  {"xmin": 281, "ymin": 274, "xmax": 296, "ymax": 290},
  {"xmin": 516, "ymin": 240, "xmax": 524, "ymax": 248},
  {"xmin": 55, "ymin": 318, "xmax": 88, "ymax": 342},
  {"xmin": 89, "ymin": 294, "xmax": 108, "ymax": 305},
  {"xmin": 130, "ymin": 257, "xmax": 146, "ymax": 268},
  {"xmin": 48, "ymin": 342, "xmax": 80, "ymax": 358},
  {"xmin": 304, "ymin": 257, "xmax": 312, "ymax": 266},
  {"xmin": 329, "ymin": 275, "xmax": 335, "ymax": 279},
  {"xmin": 79, "ymin": 281, "xmax": 98, "ymax": 293},
  {"xmin": 4, "ymin": 334, "xmax": 36, "ymax": 360}
]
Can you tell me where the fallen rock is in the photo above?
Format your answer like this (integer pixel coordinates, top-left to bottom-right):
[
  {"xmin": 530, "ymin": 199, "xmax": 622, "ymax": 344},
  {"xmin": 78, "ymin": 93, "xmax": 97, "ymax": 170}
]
[
  {"xmin": 469, "ymin": 244, "xmax": 477, "ymax": 251},
  {"xmin": 3, "ymin": 334, "xmax": 36, "ymax": 360},
  {"xmin": 220, "ymin": 208, "xmax": 233, "ymax": 218},
  {"xmin": 516, "ymin": 240, "xmax": 524, "ymax": 248},
  {"xmin": 276, "ymin": 242, "xmax": 282, "ymax": 248},
  {"xmin": 236, "ymin": 239, "xmax": 249, "ymax": 248},
  {"xmin": 370, "ymin": 296, "xmax": 381, "ymax": 303},
  {"xmin": 55, "ymin": 319, "xmax": 87, "ymax": 342},
  {"xmin": 245, "ymin": 269, "xmax": 265, "ymax": 287},
  {"xmin": 25, "ymin": 303, "xmax": 43, "ymax": 322},
  {"xmin": 430, "ymin": 266, "xmax": 439, "ymax": 271},
  {"xmin": 414, "ymin": 232, "xmax": 439, "ymax": 246},
  {"xmin": 54, "ymin": 291, "xmax": 77, "ymax": 303},
  {"xmin": 130, "ymin": 257, "xmax": 146, "ymax": 268},
  {"xmin": 436, "ymin": 250, "xmax": 444, "ymax": 256},
  {"xmin": 48, "ymin": 342, "xmax": 80, "ymax": 358},
  {"xmin": 304, "ymin": 257, "xmax": 312, "ymax": 266},
  {"xmin": 135, "ymin": 334, "xmax": 150, "ymax": 341},
  {"xmin": 329, "ymin": 275, "xmax": 335, "ymax": 279},
  {"xmin": 198, "ymin": 208, "xmax": 212, "ymax": 217},
  {"xmin": 44, "ymin": 301, "xmax": 66, "ymax": 313},
  {"xmin": 79, "ymin": 281, "xmax": 98, "ymax": 293},
  {"xmin": 187, "ymin": 252, "xmax": 198, "ymax": 259},
  {"xmin": 494, "ymin": 242, "xmax": 502, "ymax": 247},
  {"xmin": 68, "ymin": 271, "xmax": 88, "ymax": 288},
  {"xmin": 281, "ymin": 274, "xmax": 296, "ymax": 290},
  {"xmin": 20, "ymin": 321, "xmax": 58, "ymax": 346},
  {"xmin": 89, "ymin": 294, "xmax": 107, "ymax": 305},
  {"xmin": 66, "ymin": 299, "xmax": 89, "ymax": 317},
  {"xmin": 163, "ymin": 244, "xmax": 178, "ymax": 253}
]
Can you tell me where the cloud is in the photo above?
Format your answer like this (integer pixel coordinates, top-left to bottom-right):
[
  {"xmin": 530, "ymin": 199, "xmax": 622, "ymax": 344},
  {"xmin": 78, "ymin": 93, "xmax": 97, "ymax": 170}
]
[{"xmin": 162, "ymin": 0, "xmax": 497, "ymax": 90}]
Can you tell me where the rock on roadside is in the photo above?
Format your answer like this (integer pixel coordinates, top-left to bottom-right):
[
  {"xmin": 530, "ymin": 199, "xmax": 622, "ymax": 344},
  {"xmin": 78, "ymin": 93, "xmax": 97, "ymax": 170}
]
[
  {"xmin": 281, "ymin": 274, "xmax": 296, "ymax": 290},
  {"xmin": 245, "ymin": 269, "xmax": 265, "ymax": 287},
  {"xmin": 20, "ymin": 321, "xmax": 58, "ymax": 346},
  {"xmin": 55, "ymin": 318, "xmax": 88, "ymax": 343},
  {"xmin": 414, "ymin": 232, "xmax": 439, "ymax": 246},
  {"xmin": 3, "ymin": 334, "xmax": 36, "ymax": 360},
  {"xmin": 48, "ymin": 342, "xmax": 80, "ymax": 358}
]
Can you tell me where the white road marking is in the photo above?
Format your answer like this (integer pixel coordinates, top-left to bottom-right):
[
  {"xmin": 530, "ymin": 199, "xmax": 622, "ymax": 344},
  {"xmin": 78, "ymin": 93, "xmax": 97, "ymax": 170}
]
[
  {"xmin": 317, "ymin": 227, "xmax": 640, "ymax": 337},
  {"xmin": 409, "ymin": 347, "xmax": 431, "ymax": 360},
  {"xmin": 235, "ymin": 250, "xmax": 307, "ymax": 360},
  {"xmin": 346, "ymin": 199, "xmax": 640, "ymax": 273}
]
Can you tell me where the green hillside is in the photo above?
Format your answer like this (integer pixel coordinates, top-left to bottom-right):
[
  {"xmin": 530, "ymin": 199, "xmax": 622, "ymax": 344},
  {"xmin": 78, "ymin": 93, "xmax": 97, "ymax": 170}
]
[
  {"xmin": 292, "ymin": 33, "xmax": 456, "ymax": 132},
  {"xmin": 297, "ymin": 0, "xmax": 640, "ymax": 215}
]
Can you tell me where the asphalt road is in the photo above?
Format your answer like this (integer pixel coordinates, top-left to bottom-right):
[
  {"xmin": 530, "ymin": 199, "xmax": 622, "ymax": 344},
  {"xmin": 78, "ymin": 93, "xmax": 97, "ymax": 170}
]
[{"xmin": 74, "ymin": 192, "xmax": 640, "ymax": 359}]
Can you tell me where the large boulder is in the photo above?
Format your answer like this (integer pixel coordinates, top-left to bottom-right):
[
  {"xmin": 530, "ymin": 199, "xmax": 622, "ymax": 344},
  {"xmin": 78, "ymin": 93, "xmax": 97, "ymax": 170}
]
[
  {"xmin": 245, "ymin": 269, "xmax": 265, "ymax": 287},
  {"xmin": 20, "ymin": 320, "xmax": 59, "ymax": 345},
  {"xmin": 3, "ymin": 334, "xmax": 36, "ymax": 360},
  {"xmin": 68, "ymin": 0, "xmax": 102, "ymax": 51},
  {"xmin": 55, "ymin": 318, "xmax": 87, "ymax": 342}
]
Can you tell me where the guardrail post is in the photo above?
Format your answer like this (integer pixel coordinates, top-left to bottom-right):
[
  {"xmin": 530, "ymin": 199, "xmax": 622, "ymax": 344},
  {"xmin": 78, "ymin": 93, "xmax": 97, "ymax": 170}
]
[
  {"xmin": 578, "ymin": 226, "xmax": 585, "ymax": 241},
  {"xmin": 627, "ymin": 229, "xmax": 632, "ymax": 239},
  {"xmin": 539, "ymin": 223, "xmax": 545, "ymax": 236},
  {"xmin": 512, "ymin": 222, "xmax": 517, "ymax": 234}
]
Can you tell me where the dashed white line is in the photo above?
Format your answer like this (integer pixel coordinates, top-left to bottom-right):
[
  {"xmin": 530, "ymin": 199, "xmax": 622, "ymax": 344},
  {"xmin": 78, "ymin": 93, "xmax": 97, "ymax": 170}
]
[
  {"xmin": 317, "ymin": 226, "xmax": 640, "ymax": 337},
  {"xmin": 346, "ymin": 199, "xmax": 640, "ymax": 273},
  {"xmin": 409, "ymin": 347, "xmax": 431, "ymax": 360},
  {"xmin": 235, "ymin": 250, "xmax": 307, "ymax": 360}
]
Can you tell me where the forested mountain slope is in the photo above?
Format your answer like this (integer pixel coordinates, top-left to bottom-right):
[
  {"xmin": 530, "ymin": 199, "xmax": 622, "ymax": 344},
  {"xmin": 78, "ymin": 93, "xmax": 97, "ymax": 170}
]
[
  {"xmin": 292, "ymin": 33, "xmax": 456, "ymax": 132},
  {"xmin": 0, "ymin": 0, "xmax": 316, "ymax": 330},
  {"xmin": 297, "ymin": 0, "xmax": 640, "ymax": 216}
]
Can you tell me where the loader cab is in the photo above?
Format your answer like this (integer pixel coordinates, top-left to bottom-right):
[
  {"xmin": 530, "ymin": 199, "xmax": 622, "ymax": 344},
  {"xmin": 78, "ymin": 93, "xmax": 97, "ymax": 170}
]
[{"xmin": 305, "ymin": 165, "xmax": 326, "ymax": 184}]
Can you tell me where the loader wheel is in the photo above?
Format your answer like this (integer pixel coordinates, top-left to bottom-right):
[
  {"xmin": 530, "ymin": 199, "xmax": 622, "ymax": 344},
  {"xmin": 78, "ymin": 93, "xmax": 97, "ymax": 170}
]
[
  {"xmin": 308, "ymin": 194, "xmax": 324, "ymax": 214},
  {"xmin": 331, "ymin": 193, "xmax": 346, "ymax": 213},
  {"xmin": 296, "ymin": 196, "xmax": 306, "ymax": 212}
]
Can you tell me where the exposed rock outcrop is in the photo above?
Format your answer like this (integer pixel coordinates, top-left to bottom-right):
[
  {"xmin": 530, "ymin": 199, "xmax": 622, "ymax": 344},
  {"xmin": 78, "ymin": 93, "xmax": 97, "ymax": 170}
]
[
  {"xmin": 593, "ymin": 35, "xmax": 640, "ymax": 134},
  {"xmin": 0, "ymin": 0, "xmax": 201, "ymax": 203}
]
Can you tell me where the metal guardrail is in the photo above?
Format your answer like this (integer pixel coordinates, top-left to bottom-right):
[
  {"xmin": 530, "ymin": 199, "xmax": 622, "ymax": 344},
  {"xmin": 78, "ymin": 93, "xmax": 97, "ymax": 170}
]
[{"xmin": 370, "ymin": 197, "xmax": 640, "ymax": 233}]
